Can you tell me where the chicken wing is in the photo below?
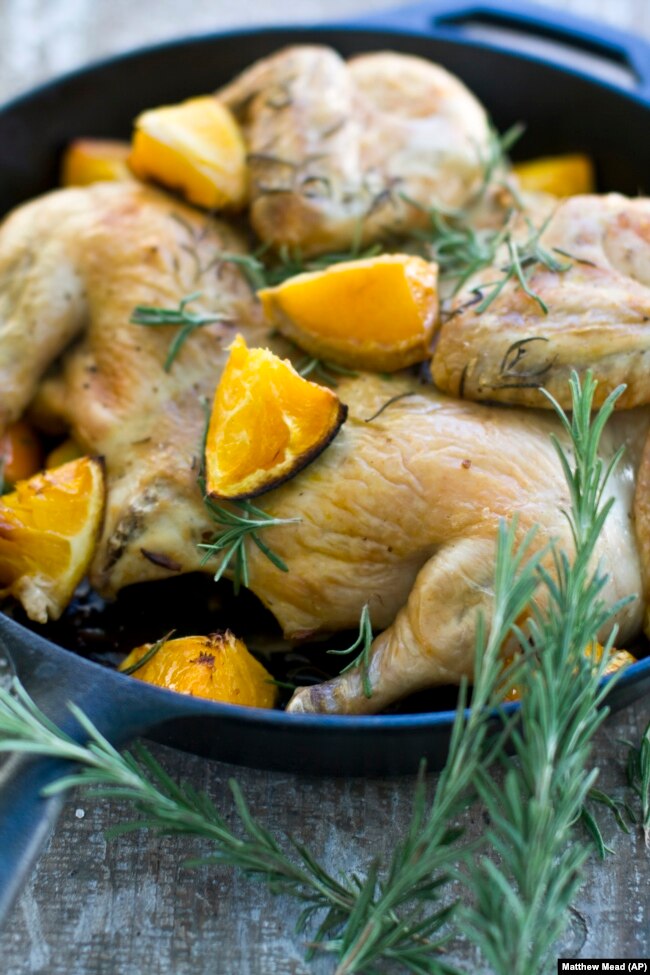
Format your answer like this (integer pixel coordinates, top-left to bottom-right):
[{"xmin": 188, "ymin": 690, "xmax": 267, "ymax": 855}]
[
  {"xmin": 218, "ymin": 46, "xmax": 491, "ymax": 255},
  {"xmin": 432, "ymin": 193, "xmax": 650, "ymax": 409}
]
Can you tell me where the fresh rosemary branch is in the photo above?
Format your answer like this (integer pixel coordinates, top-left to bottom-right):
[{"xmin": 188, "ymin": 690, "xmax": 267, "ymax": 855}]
[
  {"xmin": 625, "ymin": 718, "xmax": 650, "ymax": 847},
  {"xmin": 327, "ymin": 519, "xmax": 543, "ymax": 975},
  {"xmin": 0, "ymin": 681, "xmax": 359, "ymax": 923},
  {"xmin": 198, "ymin": 496, "xmax": 299, "ymax": 595},
  {"xmin": 460, "ymin": 372, "xmax": 629, "ymax": 975},
  {"xmin": 130, "ymin": 291, "xmax": 228, "ymax": 371},
  {"xmin": 327, "ymin": 604, "xmax": 374, "ymax": 699}
]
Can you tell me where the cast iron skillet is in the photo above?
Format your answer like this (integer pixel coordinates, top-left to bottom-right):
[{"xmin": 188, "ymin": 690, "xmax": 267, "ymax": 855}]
[{"xmin": 1, "ymin": 0, "xmax": 650, "ymax": 925}]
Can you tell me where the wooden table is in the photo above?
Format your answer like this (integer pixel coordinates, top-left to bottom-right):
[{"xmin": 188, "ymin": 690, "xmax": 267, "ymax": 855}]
[{"xmin": 0, "ymin": 1, "xmax": 649, "ymax": 972}]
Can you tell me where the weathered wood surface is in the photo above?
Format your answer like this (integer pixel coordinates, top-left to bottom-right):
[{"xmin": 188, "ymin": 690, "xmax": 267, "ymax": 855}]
[{"xmin": 0, "ymin": 1, "xmax": 649, "ymax": 972}]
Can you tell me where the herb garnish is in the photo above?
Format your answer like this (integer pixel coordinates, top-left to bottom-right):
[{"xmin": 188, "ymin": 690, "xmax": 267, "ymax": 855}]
[
  {"xmin": 0, "ymin": 372, "xmax": 638, "ymax": 973},
  {"xmin": 297, "ymin": 357, "xmax": 357, "ymax": 387},
  {"xmin": 120, "ymin": 630, "xmax": 176, "ymax": 676},
  {"xmin": 198, "ymin": 497, "xmax": 300, "ymax": 595},
  {"xmin": 130, "ymin": 291, "xmax": 229, "ymax": 371},
  {"xmin": 327, "ymin": 604, "xmax": 374, "ymax": 698}
]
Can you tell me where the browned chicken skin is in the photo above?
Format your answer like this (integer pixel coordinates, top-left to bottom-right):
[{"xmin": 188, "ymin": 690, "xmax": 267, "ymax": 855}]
[
  {"xmin": 0, "ymin": 181, "xmax": 273, "ymax": 595},
  {"xmin": 218, "ymin": 46, "xmax": 491, "ymax": 255},
  {"xmin": 432, "ymin": 194, "xmax": 650, "ymax": 409}
]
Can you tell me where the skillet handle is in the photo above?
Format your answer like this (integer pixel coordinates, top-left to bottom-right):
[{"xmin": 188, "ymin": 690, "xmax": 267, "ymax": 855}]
[
  {"xmin": 0, "ymin": 751, "xmax": 68, "ymax": 923},
  {"xmin": 350, "ymin": 0, "xmax": 650, "ymax": 97}
]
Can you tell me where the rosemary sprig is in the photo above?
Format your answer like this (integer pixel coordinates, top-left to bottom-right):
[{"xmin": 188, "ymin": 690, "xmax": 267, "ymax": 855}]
[
  {"xmin": 130, "ymin": 291, "xmax": 228, "ymax": 371},
  {"xmin": 327, "ymin": 604, "xmax": 374, "ymax": 699},
  {"xmin": 625, "ymin": 719, "xmax": 650, "ymax": 846},
  {"xmin": 198, "ymin": 496, "xmax": 300, "ymax": 595},
  {"xmin": 461, "ymin": 372, "xmax": 629, "ymax": 975},
  {"xmin": 473, "ymin": 217, "xmax": 572, "ymax": 314}
]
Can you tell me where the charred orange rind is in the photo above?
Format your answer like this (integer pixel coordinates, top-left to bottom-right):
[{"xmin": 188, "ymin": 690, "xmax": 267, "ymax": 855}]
[
  {"xmin": 258, "ymin": 254, "xmax": 439, "ymax": 372},
  {"xmin": 205, "ymin": 335, "xmax": 347, "ymax": 501},
  {"xmin": 119, "ymin": 631, "xmax": 278, "ymax": 709}
]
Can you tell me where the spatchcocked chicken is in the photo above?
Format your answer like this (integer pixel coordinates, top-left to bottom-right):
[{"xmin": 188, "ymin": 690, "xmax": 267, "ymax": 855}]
[{"xmin": 1, "ymin": 44, "xmax": 650, "ymax": 714}]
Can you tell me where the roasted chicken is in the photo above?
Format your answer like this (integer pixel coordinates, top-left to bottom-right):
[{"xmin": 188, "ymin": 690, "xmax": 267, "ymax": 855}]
[
  {"xmin": 218, "ymin": 46, "xmax": 492, "ymax": 255},
  {"xmin": 432, "ymin": 194, "xmax": 650, "ymax": 409},
  {"xmin": 0, "ymin": 181, "xmax": 274, "ymax": 596}
]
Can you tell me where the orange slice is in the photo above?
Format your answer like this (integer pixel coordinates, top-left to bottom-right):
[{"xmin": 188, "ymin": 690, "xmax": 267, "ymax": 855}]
[
  {"xmin": 129, "ymin": 96, "xmax": 247, "ymax": 209},
  {"xmin": 0, "ymin": 421, "xmax": 42, "ymax": 487},
  {"xmin": 61, "ymin": 138, "xmax": 133, "ymax": 187},
  {"xmin": 0, "ymin": 457, "xmax": 106, "ymax": 623},
  {"xmin": 513, "ymin": 153, "xmax": 595, "ymax": 197},
  {"xmin": 119, "ymin": 631, "xmax": 278, "ymax": 709},
  {"xmin": 258, "ymin": 254, "xmax": 439, "ymax": 372},
  {"xmin": 205, "ymin": 334, "xmax": 347, "ymax": 500}
]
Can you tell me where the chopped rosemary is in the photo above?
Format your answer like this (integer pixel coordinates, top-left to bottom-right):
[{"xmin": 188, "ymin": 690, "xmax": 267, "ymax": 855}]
[
  {"xmin": 120, "ymin": 630, "xmax": 176, "ymax": 676},
  {"xmin": 198, "ymin": 497, "xmax": 300, "ymax": 595},
  {"xmin": 327, "ymin": 604, "xmax": 374, "ymax": 698},
  {"xmin": 130, "ymin": 291, "xmax": 229, "ymax": 371},
  {"xmin": 363, "ymin": 391, "xmax": 415, "ymax": 423}
]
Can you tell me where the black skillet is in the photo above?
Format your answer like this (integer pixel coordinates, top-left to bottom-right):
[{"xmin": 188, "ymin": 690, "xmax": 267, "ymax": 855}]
[{"xmin": 2, "ymin": 0, "xmax": 650, "ymax": 926}]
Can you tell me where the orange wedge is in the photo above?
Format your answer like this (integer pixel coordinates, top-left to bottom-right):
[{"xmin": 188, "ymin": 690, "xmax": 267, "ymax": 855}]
[
  {"xmin": 129, "ymin": 96, "xmax": 247, "ymax": 209},
  {"xmin": 0, "ymin": 457, "xmax": 105, "ymax": 623},
  {"xmin": 513, "ymin": 153, "xmax": 595, "ymax": 197},
  {"xmin": 205, "ymin": 335, "xmax": 347, "ymax": 500},
  {"xmin": 119, "ymin": 631, "xmax": 278, "ymax": 708},
  {"xmin": 258, "ymin": 254, "xmax": 439, "ymax": 372},
  {"xmin": 0, "ymin": 421, "xmax": 42, "ymax": 487},
  {"xmin": 503, "ymin": 641, "xmax": 636, "ymax": 701},
  {"xmin": 61, "ymin": 138, "xmax": 133, "ymax": 187}
]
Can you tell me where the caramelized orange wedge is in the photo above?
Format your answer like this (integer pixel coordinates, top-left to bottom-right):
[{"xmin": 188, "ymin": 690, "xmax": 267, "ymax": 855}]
[
  {"xmin": 61, "ymin": 138, "xmax": 133, "ymax": 187},
  {"xmin": 129, "ymin": 96, "xmax": 247, "ymax": 209},
  {"xmin": 0, "ymin": 421, "xmax": 42, "ymax": 487},
  {"xmin": 259, "ymin": 254, "xmax": 439, "ymax": 372},
  {"xmin": 119, "ymin": 631, "xmax": 278, "ymax": 709},
  {"xmin": 513, "ymin": 153, "xmax": 595, "ymax": 197},
  {"xmin": 205, "ymin": 335, "xmax": 346, "ymax": 500},
  {"xmin": 0, "ymin": 457, "xmax": 105, "ymax": 623}
]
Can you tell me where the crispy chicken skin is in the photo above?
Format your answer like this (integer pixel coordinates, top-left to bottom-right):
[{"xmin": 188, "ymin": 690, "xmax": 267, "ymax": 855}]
[
  {"xmin": 225, "ymin": 374, "xmax": 646, "ymax": 714},
  {"xmin": 432, "ymin": 194, "xmax": 650, "ymax": 409},
  {"xmin": 218, "ymin": 46, "xmax": 491, "ymax": 255},
  {"xmin": 0, "ymin": 181, "xmax": 272, "ymax": 595}
]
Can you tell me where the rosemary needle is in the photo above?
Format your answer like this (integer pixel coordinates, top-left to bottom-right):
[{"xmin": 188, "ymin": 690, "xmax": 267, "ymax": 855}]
[
  {"xmin": 327, "ymin": 604, "xmax": 374, "ymax": 698},
  {"xmin": 130, "ymin": 291, "xmax": 228, "ymax": 371}
]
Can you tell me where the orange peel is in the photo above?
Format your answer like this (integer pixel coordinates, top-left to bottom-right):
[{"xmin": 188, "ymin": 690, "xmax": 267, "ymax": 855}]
[
  {"xmin": 0, "ymin": 457, "xmax": 105, "ymax": 623},
  {"xmin": 119, "ymin": 631, "xmax": 278, "ymax": 709},
  {"xmin": 258, "ymin": 254, "xmax": 439, "ymax": 372},
  {"xmin": 205, "ymin": 334, "xmax": 347, "ymax": 500}
]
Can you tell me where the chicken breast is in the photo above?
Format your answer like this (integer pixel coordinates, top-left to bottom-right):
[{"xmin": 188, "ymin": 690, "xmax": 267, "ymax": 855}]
[
  {"xmin": 218, "ymin": 46, "xmax": 492, "ymax": 255},
  {"xmin": 432, "ymin": 194, "xmax": 650, "ymax": 409}
]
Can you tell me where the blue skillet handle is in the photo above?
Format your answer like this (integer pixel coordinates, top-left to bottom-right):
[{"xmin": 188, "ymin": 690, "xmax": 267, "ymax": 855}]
[
  {"xmin": 0, "ymin": 752, "xmax": 69, "ymax": 922},
  {"xmin": 349, "ymin": 0, "xmax": 650, "ymax": 98}
]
